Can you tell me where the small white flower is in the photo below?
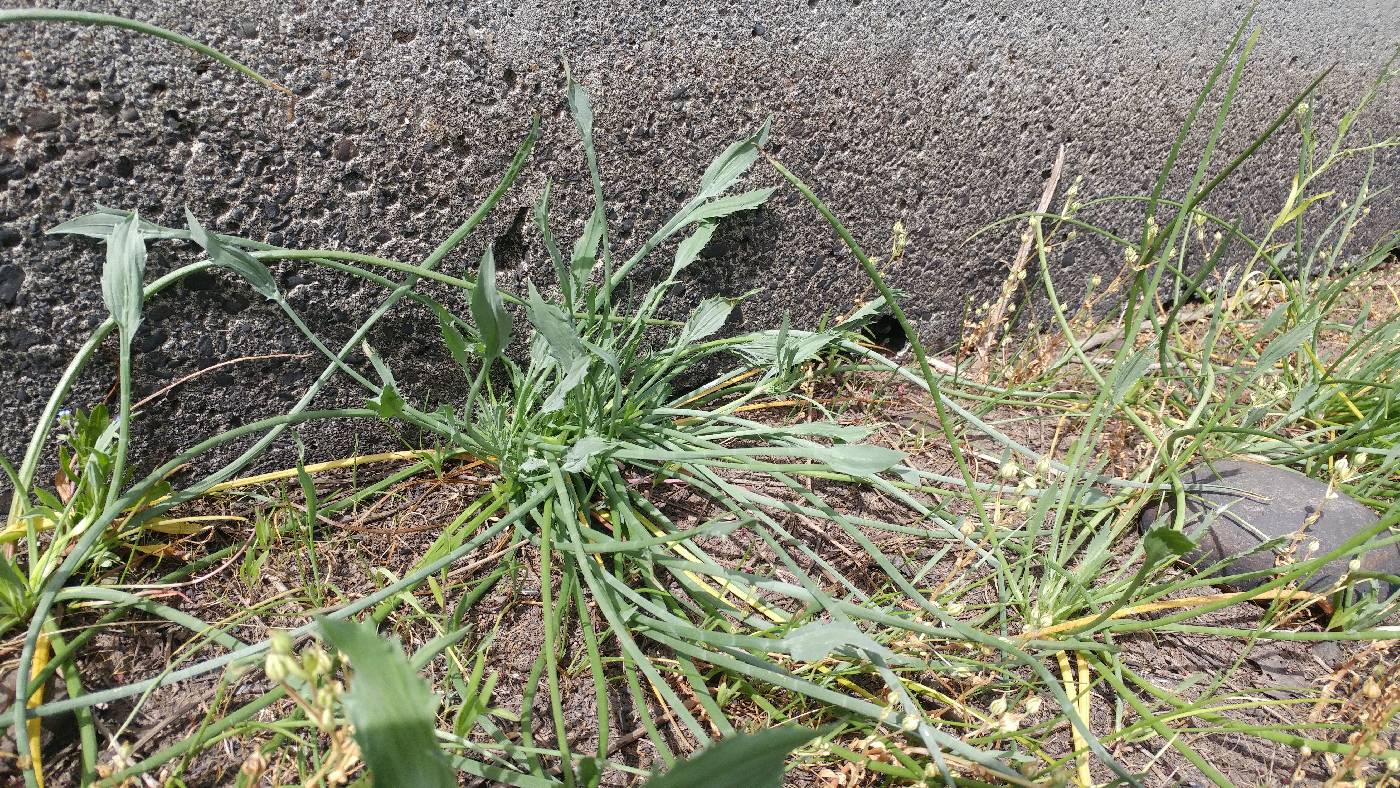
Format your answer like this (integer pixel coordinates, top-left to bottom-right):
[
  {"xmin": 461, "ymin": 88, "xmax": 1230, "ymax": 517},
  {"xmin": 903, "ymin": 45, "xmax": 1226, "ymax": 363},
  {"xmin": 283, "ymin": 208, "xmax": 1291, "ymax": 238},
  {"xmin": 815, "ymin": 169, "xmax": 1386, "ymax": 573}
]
[
  {"xmin": 1334, "ymin": 457, "xmax": 1351, "ymax": 480},
  {"xmin": 989, "ymin": 697, "xmax": 1008, "ymax": 716}
]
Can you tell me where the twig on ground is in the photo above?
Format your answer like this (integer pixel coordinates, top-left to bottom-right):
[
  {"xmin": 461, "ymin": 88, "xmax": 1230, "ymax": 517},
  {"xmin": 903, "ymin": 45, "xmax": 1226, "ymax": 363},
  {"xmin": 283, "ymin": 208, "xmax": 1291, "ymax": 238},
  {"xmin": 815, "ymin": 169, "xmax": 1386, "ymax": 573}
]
[{"xmin": 969, "ymin": 144, "xmax": 1066, "ymax": 380}]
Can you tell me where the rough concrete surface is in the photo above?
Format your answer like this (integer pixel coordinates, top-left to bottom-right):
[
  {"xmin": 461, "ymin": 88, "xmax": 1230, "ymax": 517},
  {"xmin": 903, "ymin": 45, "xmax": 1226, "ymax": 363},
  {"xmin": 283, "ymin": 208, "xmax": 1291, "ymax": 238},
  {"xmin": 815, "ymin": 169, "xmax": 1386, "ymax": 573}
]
[{"xmin": 1, "ymin": 1, "xmax": 1398, "ymax": 475}]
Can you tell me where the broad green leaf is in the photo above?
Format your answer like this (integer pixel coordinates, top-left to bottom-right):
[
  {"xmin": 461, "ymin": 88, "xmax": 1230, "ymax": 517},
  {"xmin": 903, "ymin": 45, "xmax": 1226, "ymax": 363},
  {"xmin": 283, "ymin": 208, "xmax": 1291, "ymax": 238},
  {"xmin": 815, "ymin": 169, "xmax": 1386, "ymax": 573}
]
[
  {"xmin": 317, "ymin": 617, "xmax": 454, "ymax": 788},
  {"xmin": 833, "ymin": 296, "xmax": 893, "ymax": 330},
  {"xmin": 542, "ymin": 356, "xmax": 591, "ymax": 414},
  {"xmin": 101, "ymin": 211, "xmax": 146, "ymax": 339},
  {"xmin": 891, "ymin": 465, "xmax": 921, "ymax": 485},
  {"xmin": 185, "ymin": 208, "xmax": 279, "ymax": 301},
  {"xmin": 1274, "ymin": 190, "xmax": 1334, "ymax": 228},
  {"xmin": 526, "ymin": 281, "xmax": 583, "ymax": 366},
  {"xmin": 49, "ymin": 207, "xmax": 188, "ymax": 240},
  {"xmin": 772, "ymin": 311, "xmax": 791, "ymax": 370},
  {"xmin": 644, "ymin": 725, "xmax": 823, "ymax": 788},
  {"xmin": 564, "ymin": 435, "xmax": 616, "ymax": 472},
  {"xmin": 823, "ymin": 443, "xmax": 906, "ymax": 477},
  {"xmin": 567, "ymin": 76, "xmax": 594, "ymax": 148},
  {"xmin": 1251, "ymin": 318, "xmax": 1318, "ymax": 380},
  {"xmin": 1110, "ymin": 347, "xmax": 1152, "ymax": 404},
  {"xmin": 772, "ymin": 422, "xmax": 875, "ymax": 442},
  {"xmin": 570, "ymin": 208, "xmax": 605, "ymax": 293},
  {"xmin": 1257, "ymin": 303, "xmax": 1288, "ymax": 335},
  {"xmin": 671, "ymin": 222, "xmax": 718, "ymax": 278},
  {"xmin": 366, "ymin": 384, "xmax": 405, "ymax": 419},
  {"xmin": 470, "ymin": 246, "xmax": 513, "ymax": 364},
  {"xmin": 783, "ymin": 621, "xmax": 891, "ymax": 662},
  {"xmin": 437, "ymin": 310, "xmax": 474, "ymax": 376},
  {"xmin": 678, "ymin": 297, "xmax": 733, "ymax": 345},
  {"xmin": 582, "ymin": 339, "xmax": 619, "ymax": 371},
  {"xmin": 687, "ymin": 187, "xmax": 775, "ymax": 225},
  {"xmin": 695, "ymin": 119, "xmax": 771, "ymax": 201},
  {"xmin": 1144, "ymin": 527, "xmax": 1194, "ymax": 567}
]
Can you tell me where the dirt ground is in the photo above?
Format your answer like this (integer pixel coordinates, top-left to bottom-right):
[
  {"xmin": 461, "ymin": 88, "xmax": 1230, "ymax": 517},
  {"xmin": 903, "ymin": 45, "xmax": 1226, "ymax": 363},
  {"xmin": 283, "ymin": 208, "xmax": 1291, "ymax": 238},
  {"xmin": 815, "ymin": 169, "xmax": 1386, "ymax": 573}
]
[{"xmin": 3, "ymin": 263, "xmax": 1399, "ymax": 786}]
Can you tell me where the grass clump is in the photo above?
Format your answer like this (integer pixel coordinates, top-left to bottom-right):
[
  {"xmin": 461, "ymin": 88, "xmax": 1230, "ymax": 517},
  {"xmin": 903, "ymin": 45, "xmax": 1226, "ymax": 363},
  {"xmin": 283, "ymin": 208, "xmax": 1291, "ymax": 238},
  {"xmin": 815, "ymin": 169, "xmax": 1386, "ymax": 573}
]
[{"xmin": 0, "ymin": 8, "xmax": 1398, "ymax": 788}]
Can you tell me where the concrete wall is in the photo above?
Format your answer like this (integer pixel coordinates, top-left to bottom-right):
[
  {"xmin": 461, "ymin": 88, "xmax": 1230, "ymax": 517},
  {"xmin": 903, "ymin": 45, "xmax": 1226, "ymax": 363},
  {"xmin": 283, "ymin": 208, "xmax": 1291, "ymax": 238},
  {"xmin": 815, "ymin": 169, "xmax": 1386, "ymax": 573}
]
[{"xmin": 2, "ymin": 0, "xmax": 1398, "ymax": 473}]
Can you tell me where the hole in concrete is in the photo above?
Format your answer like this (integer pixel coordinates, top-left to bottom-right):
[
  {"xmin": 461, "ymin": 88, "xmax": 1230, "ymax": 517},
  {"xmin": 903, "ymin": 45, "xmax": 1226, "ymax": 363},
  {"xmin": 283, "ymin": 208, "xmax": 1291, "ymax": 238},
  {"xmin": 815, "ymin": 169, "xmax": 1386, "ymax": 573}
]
[{"xmin": 862, "ymin": 313, "xmax": 908, "ymax": 354}]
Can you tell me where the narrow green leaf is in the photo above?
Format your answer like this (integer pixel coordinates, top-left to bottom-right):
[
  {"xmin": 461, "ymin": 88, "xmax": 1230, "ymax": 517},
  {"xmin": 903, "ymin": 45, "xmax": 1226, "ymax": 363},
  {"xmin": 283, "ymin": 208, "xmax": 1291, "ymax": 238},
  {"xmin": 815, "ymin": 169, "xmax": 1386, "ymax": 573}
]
[
  {"xmin": 101, "ymin": 212, "xmax": 146, "ymax": 339},
  {"xmin": 0, "ymin": 8, "xmax": 286, "ymax": 90},
  {"xmin": 832, "ymin": 296, "xmax": 891, "ymax": 330},
  {"xmin": 318, "ymin": 618, "xmax": 454, "ymax": 788},
  {"xmin": 644, "ymin": 725, "xmax": 825, "ymax": 788},
  {"xmin": 185, "ymin": 209, "xmax": 280, "ymax": 301},
  {"xmin": 360, "ymin": 341, "xmax": 397, "ymax": 388},
  {"xmin": 1275, "ymin": 190, "xmax": 1334, "ymax": 228},
  {"xmin": 1258, "ymin": 303, "xmax": 1289, "ymax": 335},
  {"xmin": 470, "ymin": 246, "xmax": 513, "ymax": 363},
  {"xmin": 533, "ymin": 181, "xmax": 567, "ymax": 292},
  {"xmin": 567, "ymin": 76, "xmax": 595, "ymax": 148},
  {"xmin": 687, "ymin": 187, "xmax": 776, "ymax": 225},
  {"xmin": 773, "ymin": 311, "xmax": 791, "ymax": 370},
  {"xmin": 1110, "ymin": 347, "xmax": 1153, "ymax": 404},
  {"xmin": 695, "ymin": 119, "xmax": 771, "ymax": 201},
  {"xmin": 672, "ymin": 222, "xmax": 718, "ymax": 277},
  {"xmin": 570, "ymin": 208, "xmax": 605, "ymax": 294},
  {"xmin": 772, "ymin": 422, "xmax": 875, "ymax": 442}
]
